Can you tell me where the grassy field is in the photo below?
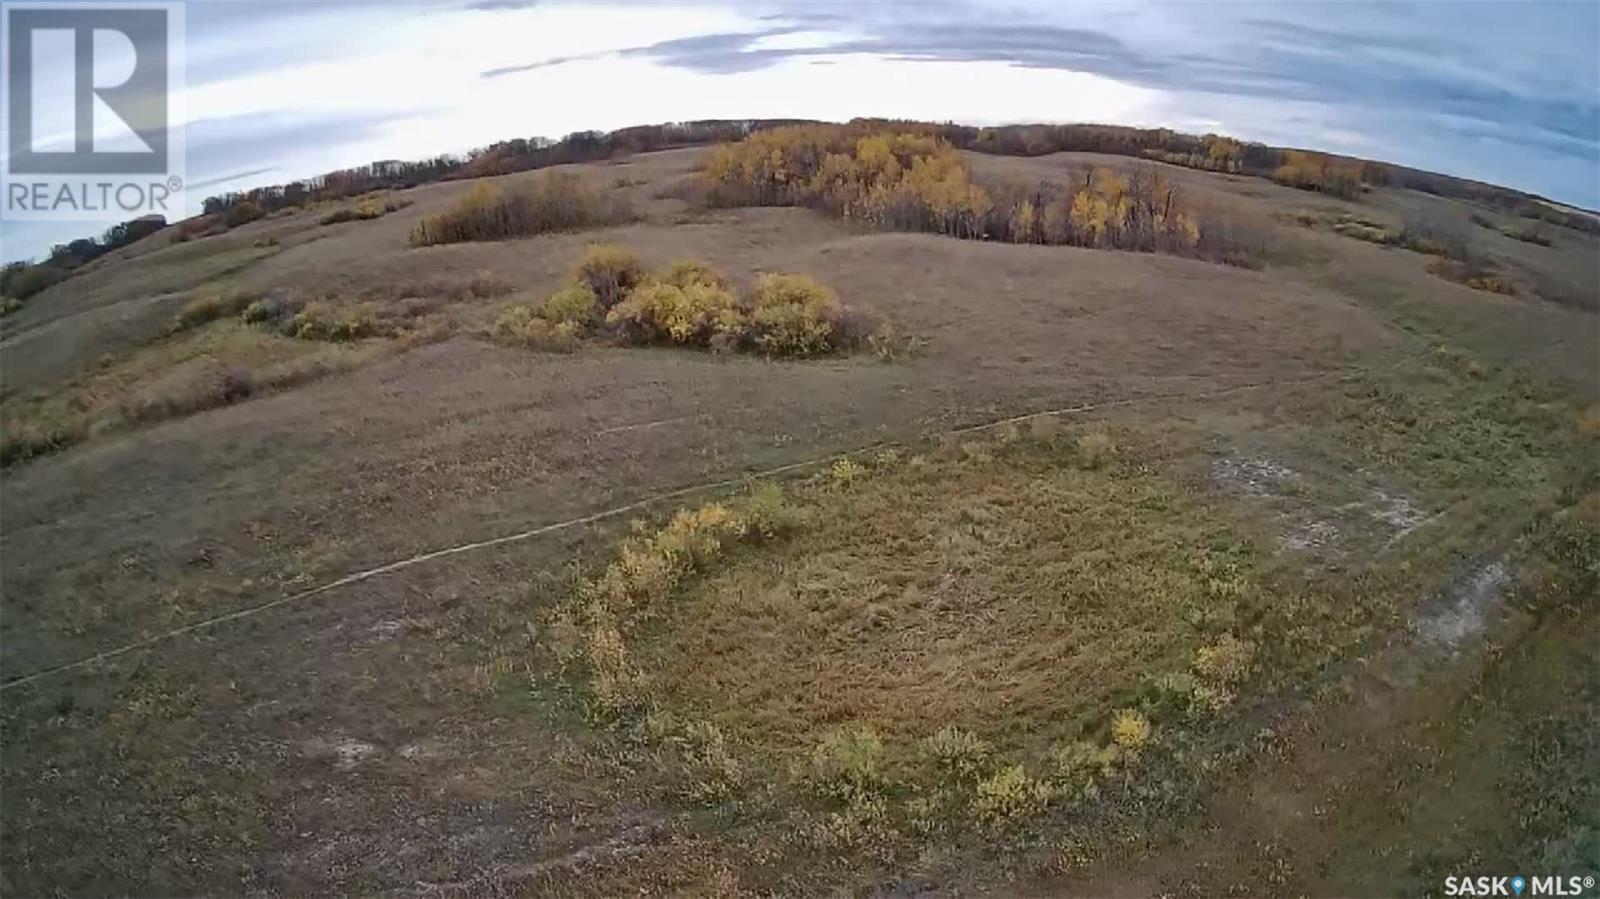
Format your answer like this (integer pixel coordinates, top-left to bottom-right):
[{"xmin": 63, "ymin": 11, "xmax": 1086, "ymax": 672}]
[{"xmin": 1, "ymin": 136, "xmax": 1596, "ymax": 895}]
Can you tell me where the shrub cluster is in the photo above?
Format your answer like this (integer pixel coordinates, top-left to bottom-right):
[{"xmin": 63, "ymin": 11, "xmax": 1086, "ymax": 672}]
[
  {"xmin": 409, "ymin": 172, "xmax": 634, "ymax": 246},
  {"xmin": 1270, "ymin": 150, "xmax": 1367, "ymax": 199},
  {"xmin": 492, "ymin": 245, "xmax": 868, "ymax": 357},
  {"xmin": 703, "ymin": 125, "xmax": 1231, "ymax": 261},
  {"xmin": 320, "ymin": 196, "xmax": 411, "ymax": 225}
]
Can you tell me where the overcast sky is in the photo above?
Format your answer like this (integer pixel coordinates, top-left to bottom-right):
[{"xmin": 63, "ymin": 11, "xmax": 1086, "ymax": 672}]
[{"xmin": 3, "ymin": 0, "xmax": 1597, "ymax": 263}]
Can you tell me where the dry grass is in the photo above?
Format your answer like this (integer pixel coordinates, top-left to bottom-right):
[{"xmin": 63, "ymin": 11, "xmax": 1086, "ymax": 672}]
[
  {"xmin": 632, "ymin": 444, "xmax": 1250, "ymax": 757},
  {"xmin": 1, "ymin": 320, "xmax": 381, "ymax": 465}
]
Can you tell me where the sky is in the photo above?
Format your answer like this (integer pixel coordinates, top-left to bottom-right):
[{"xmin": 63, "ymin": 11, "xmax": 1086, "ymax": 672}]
[{"xmin": 2, "ymin": 0, "xmax": 1597, "ymax": 263}]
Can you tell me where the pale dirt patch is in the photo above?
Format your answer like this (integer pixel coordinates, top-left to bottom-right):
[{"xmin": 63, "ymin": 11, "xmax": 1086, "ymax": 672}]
[
  {"xmin": 303, "ymin": 737, "xmax": 383, "ymax": 770},
  {"xmin": 1212, "ymin": 454, "xmax": 1433, "ymax": 556},
  {"xmin": 1413, "ymin": 560, "xmax": 1510, "ymax": 650}
]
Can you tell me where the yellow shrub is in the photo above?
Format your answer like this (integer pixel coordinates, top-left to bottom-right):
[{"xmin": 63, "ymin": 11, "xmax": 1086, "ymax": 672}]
[
  {"xmin": 289, "ymin": 302, "xmax": 381, "ymax": 341},
  {"xmin": 539, "ymin": 285, "xmax": 600, "ymax": 327},
  {"xmin": 584, "ymin": 502, "xmax": 748, "ymax": 614},
  {"xmin": 1110, "ymin": 709, "xmax": 1152, "ymax": 754},
  {"xmin": 607, "ymin": 279, "xmax": 742, "ymax": 345},
  {"xmin": 572, "ymin": 244, "xmax": 645, "ymax": 309},
  {"xmin": 661, "ymin": 259, "xmax": 731, "ymax": 290},
  {"xmin": 587, "ymin": 625, "xmax": 637, "ymax": 711},
  {"xmin": 750, "ymin": 273, "xmax": 843, "ymax": 356},
  {"xmin": 830, "ymin": 458, "xmax": 865, "ymax": 489},
  {"xmin": 809, "ymin": 725, "xmax": 887, "ymax": 803},
  {"xmin": 1193, "ymin": 634, "xmax": 1255, "ymax": 687},
  {"xmin": 490, "ymin": 305, "xmax": 580, "ymax": 351},
  {"xmin": 974, "ymin": 764, "xmax": 1052, "ymax": 826}
]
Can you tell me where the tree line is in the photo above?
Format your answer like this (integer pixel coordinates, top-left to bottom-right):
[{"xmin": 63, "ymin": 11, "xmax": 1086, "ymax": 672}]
[{"xmin": 703, "ymin": 125, "xmax": 1229, "ymax": 262}]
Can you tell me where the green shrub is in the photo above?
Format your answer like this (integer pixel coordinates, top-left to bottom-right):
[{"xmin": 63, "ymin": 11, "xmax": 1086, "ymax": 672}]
[
  {"xmin": 572, "ymin": 244, "xmax": 645, "ymax": 309},
  {"xmin": 678, "ymin": 720, "xmax": 746, "ymax": 804},
  {"xmin": 809, "ymin": 725, "xmax": 887, "ymax": 803},
  {"xmin": 0, "ymin": 297, "xmax": 22, "ymax": 317},
  {"xmin": 539, "ymin": 285, "xmax": 600, "ymax": 327},
  {"xmin": 740, "ymin": 482, "xmax": 802, "ymax": 540},
  {"xmin": 749, "ymin": 273, "xmax": 844, "ymax": 356},
  {"xmin": 918, "ymin": 725, "xmax": 992, "ymax": 782}
]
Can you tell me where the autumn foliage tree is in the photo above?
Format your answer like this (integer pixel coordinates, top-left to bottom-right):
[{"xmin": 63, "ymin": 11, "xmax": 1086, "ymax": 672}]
[{"xmin": 704, "ymin": 125, "xmax": 1221, "ymax": 261}]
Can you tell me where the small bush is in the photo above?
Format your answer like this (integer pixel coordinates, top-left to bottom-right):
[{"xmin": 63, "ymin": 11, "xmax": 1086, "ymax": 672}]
[
  {"xmin": 974, "ymin": 764, "xmax": 1052, "ymax": 827},
  {"xmin": 1109, "ymin": 709, "xmax": 1152, "ymax": 755},
  {"xmin": 587, "ymin": 625, "xmax": 638, "ymax": 712},
  {"xmin": 572, "ymin": 244, "xmax": 645, "ymax": 309},
  {"xmin": 173, "ymin": 290, "xmax": 253, "ymax": 331},
  {"xmin": 466, "ymin": 270, "xmax": 511, "ymax": 299},
  {"xmin": 289, "ymin": 302, "xmax": 381, "ymax": 341},
  {"xmin": 490, "ymin": 305, "xmax": 581, "ymax": 352},
  {"xmin": 749, "ymin": 273, "xmax": 845, "ymax": 357},
  {"xmin": 223, "ymin": 200, "xmax": 265, "ymax": 229},
  {"xmin": 241, "ymin": 293, "xmax": 300, "ymax": 325},
  {"xmin": 1193, "ymin": 634, "xmax": 1255, "ymax": 687},
  {"xmin": 661, "ymin": 260, "xmax": 731, "ymax": 290},
  {"xmin": 1050, "ymin": 740, "xmax": 1119, "ymax": 787},
  {"xmin": 918, "ymin": 725, "xmax": 992, "ymax": 782},
  {"xmin": 741, "ymin": 482, "xmax": 801, "ymax": 540},
  {"xmin": 1427, "ymin": 257, "xmax": 1516, "ymax": 295},
  {"xmin": 1501, "ymin": 224, "xmax": 1553, "ymax": 246},
  {"xmin": 0, "ymin": 416, "xmax": 86, "ymax": 467},
  {"xmin": 539, "ymin": 285, "xmax": 601, "ymax": 328},
  {"xmin": 830, "ymin": 458, "xmax": 866, "ymax": 490},
  {"xmin": 809, "ymin": 725, "xmax": 887, "ymax": 803},
  {"xmin": 677, "ymin": 720, "xmax": 746, "ymax": 804},
  {"xmin": 1, "ymin": 297, "xmax": 23, "ymax": 317}
]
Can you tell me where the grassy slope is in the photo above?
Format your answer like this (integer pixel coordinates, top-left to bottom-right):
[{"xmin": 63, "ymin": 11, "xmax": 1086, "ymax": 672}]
[{"xmin": 0, "ymin": 144, "xmax": 1596, "ymax": 894}]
